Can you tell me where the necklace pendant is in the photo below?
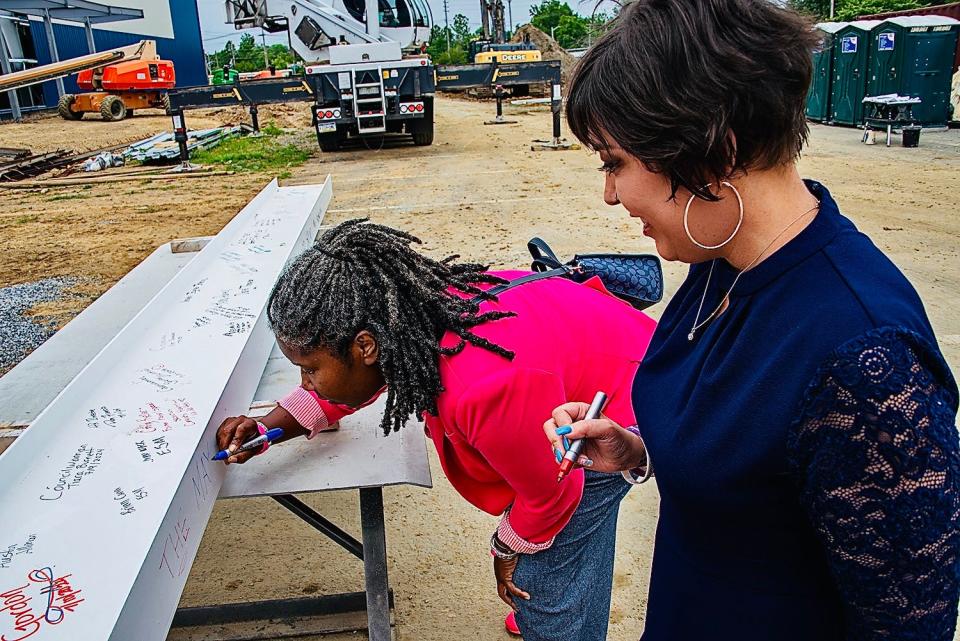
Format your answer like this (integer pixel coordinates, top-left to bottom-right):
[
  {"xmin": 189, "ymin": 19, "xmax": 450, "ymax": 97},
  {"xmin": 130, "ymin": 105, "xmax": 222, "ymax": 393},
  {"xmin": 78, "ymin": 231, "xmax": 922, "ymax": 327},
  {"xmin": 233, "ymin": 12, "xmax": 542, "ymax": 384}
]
[{"xmin": 687, "ymin": 331, "xmax": 695, "ymax": 341}]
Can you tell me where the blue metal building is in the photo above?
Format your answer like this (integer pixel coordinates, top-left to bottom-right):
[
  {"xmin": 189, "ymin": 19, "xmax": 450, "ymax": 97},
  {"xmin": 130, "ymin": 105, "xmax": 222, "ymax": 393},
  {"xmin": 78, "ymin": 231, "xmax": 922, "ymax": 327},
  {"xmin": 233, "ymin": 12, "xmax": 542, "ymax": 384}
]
[{"xmin": 1, "ymin": 0, "xmax": 205, "ymax": 118}]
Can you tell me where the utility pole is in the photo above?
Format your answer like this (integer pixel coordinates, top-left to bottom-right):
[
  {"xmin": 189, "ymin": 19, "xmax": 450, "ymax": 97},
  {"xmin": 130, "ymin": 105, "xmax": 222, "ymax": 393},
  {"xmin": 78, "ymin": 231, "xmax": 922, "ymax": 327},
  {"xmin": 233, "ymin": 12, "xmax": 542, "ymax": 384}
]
[
  {"xmin": 481, "ymin": 0, "xmax": 490, "ymax": 40},
  {"xmin": 260, "ymin": 29, "xmax": 270, "ymax": 68},
  {"xmin": 493, "ymin": 0, "xmax": 505, "ymax": 43},
  {"xmin": 443, "ymin": 0, "xmax": 451, "ymax": 50},
  {"xmin": 507, "ymin": 0, "xmax": 513, "ymax": 34},
  {"xmin": 829, "ymin": 0, "xmax": 835, "ymax": 19}
]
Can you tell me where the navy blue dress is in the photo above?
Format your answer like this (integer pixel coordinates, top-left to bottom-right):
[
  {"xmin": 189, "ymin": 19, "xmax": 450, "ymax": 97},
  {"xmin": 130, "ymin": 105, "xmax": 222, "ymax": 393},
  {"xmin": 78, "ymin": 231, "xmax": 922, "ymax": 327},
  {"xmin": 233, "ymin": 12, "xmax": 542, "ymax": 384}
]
[{"xmin": 632, "ymin": 181, "xmax": 960, "ymax": 640}]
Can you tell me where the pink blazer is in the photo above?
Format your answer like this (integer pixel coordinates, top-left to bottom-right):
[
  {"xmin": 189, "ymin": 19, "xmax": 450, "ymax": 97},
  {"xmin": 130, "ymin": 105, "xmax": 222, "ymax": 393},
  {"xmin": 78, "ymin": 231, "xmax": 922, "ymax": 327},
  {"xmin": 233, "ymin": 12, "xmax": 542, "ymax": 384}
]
[{"xmin": 280, "ymin": 271, "xmax": 657, "ymax": 552}]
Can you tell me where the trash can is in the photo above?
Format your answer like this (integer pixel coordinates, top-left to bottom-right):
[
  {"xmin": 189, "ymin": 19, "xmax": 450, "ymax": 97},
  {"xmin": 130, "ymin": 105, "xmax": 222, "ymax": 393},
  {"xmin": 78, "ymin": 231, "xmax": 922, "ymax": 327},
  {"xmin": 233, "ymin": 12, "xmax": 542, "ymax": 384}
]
[{"xmin": 902, "ymin": 125, "xmax": 921, "ymax": 147}]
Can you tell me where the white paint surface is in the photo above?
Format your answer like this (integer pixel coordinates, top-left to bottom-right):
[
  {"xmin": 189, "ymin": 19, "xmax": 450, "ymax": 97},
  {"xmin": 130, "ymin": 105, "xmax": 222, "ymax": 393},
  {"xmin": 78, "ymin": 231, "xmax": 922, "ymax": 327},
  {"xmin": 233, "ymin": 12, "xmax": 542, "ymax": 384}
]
[
  {"xmin": 0, "ymin": 178, "xmax": 331, "ymax": 641},
  {"xmin": 93, "ymin": 0, "xmax": 175, "ymax": 40}
]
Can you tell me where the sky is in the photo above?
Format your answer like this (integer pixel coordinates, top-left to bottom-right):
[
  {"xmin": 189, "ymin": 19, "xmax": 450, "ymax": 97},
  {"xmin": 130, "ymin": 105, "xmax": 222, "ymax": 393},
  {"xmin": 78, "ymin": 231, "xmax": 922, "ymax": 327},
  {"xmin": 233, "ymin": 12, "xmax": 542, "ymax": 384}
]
[{"xmin": 196, "ymin": 0, "xmax": 609, "ymax": 52}]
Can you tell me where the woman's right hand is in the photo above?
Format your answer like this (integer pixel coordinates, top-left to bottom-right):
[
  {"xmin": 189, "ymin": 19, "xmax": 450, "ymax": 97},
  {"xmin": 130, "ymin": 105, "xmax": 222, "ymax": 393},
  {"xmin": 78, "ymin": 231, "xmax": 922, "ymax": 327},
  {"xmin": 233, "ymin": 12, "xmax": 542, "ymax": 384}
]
[
  {"xmin": 216, "ymin": 415, "xmax": 262, "ymax": 465},
  {"xmin": 543, "ymin": 402, "xmax": 646, "ymax": 473}
]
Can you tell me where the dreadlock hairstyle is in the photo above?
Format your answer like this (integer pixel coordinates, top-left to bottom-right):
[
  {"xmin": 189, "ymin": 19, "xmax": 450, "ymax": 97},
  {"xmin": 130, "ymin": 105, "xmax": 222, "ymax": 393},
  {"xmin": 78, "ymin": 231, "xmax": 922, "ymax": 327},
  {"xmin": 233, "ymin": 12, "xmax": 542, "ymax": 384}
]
[{"xmin": 267, "ymin": 219, "xmax": 517, "ymax": 436}]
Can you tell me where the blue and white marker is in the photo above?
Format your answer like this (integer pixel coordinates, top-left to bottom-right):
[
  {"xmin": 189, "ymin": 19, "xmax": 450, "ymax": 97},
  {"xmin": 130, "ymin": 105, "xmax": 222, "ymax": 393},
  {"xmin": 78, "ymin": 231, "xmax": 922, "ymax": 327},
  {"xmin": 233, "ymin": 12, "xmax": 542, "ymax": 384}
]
[{"xmin": 211, "ymin": 427, "xmax": 284, "ymax": 461}]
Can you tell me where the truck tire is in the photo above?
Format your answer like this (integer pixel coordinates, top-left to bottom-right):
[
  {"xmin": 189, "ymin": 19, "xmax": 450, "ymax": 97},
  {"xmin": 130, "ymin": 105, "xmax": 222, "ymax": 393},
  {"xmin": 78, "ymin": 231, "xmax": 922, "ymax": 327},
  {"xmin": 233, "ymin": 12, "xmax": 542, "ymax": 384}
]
[
  {"xmin": 316, "ymin": 123, "xmax": 344, "ymax": 152},
  {"xmin": 411, "ymin": 124, "xmax": 434, "ymax": 146},
  {"xmin": 100, "ymin": 95, "xmax": 127, "ymax": 121},
  {"xmin": 58, "ymin": 94, "xmax": 83, "ymax": 120},
  {"xmin": 317, "ymin": 132, "xmax": 342, "ymax": 152},
  {"xmin": 411, "ymin": 97, "xmax": 435, "ymax": 146}
]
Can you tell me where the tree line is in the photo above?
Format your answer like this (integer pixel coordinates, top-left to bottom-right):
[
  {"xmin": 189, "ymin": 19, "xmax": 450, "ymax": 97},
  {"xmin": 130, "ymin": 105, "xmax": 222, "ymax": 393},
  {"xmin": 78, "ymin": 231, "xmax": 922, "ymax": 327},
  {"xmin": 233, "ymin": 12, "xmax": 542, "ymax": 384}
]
[
  {"xmin": 206, "ymin": 33, "xmax": 296, "ymax": 74},
  {"xmin": 789, "ymin": 0, "xmax": 950, "ymax": 21}
]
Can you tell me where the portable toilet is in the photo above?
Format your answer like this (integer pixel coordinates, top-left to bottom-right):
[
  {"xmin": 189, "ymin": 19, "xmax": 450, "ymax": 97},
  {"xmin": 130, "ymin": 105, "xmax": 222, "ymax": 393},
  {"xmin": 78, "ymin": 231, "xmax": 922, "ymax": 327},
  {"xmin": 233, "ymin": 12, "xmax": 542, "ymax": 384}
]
[
  {"xmin": 830, "ymin": 20, "xmax": 882, "ymax": 124},
  {"xmin": 868, "ymin": 15, "xmax": 960, "ymax": 127},
  {"xmin": 807, "ymin": 22, "xmax": 848, "ymax": 121}
]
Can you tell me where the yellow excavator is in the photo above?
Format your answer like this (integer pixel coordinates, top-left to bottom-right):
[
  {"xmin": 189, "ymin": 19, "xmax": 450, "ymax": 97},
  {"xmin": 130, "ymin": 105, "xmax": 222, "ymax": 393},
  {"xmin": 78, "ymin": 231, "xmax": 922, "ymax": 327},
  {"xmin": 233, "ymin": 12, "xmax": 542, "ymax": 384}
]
[
  {"xmin": 469, "ymin": 40, "xmax": 542, "ymax": 64},
  {"xmin": 472, "ymin": 0, "xmax": 542, "ymax": 63}
]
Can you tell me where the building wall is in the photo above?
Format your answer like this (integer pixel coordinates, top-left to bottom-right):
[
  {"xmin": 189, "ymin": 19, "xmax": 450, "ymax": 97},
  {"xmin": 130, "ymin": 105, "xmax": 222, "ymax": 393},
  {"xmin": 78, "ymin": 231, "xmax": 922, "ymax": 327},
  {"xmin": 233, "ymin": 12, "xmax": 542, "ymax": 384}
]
[{"xmin": 26, "ymin": 0, "xmax": 205, "ymax": 109}]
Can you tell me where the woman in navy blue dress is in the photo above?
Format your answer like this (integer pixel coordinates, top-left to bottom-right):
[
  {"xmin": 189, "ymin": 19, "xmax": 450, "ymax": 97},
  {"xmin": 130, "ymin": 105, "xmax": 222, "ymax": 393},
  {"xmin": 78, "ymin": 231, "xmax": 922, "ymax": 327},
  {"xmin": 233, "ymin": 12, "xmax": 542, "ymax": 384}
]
[{"xmin": 543, "ymin": 1, "xmax": 960, "ymax": 639}]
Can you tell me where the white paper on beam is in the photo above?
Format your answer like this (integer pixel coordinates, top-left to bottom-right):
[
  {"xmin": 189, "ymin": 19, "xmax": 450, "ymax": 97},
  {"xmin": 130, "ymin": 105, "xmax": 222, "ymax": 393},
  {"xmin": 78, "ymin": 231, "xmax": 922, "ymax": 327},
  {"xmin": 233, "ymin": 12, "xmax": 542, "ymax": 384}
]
[{"xmin": 0, "ymin": 177, "xmax": 332, "ymax": 641}]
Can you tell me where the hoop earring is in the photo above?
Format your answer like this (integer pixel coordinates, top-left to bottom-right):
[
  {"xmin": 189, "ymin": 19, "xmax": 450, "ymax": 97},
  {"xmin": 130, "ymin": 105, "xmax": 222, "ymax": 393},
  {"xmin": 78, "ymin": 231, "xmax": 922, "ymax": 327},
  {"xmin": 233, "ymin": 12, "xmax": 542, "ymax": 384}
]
[{"xmin": 683, "ymin": 181, "xmax": 744, "ymax": 250}]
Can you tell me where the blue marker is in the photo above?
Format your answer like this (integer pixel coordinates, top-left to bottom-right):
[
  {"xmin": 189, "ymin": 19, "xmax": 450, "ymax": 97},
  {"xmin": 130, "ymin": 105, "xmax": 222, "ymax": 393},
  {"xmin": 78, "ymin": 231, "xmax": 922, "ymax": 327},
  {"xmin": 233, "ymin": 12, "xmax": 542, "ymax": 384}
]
[{"xmin": 212, "ymin": 427, "xmax": 284, "ymax": 461}]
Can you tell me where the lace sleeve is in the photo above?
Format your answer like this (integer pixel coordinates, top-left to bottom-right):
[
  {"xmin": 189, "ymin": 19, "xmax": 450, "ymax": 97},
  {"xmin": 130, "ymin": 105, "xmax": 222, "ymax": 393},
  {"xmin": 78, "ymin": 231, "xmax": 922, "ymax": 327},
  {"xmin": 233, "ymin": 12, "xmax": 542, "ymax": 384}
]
[{"xmin": 787, "ymin": 327, "xmax": 960, "ymax": 640}]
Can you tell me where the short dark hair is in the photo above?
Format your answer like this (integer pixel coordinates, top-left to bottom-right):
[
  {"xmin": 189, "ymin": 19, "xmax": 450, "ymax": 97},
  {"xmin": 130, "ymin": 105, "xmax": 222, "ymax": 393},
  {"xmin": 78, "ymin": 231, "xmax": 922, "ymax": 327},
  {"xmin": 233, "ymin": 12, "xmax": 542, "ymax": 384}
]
[
  {"xmin": 567, "ymin": 0, "xmax": 818, "ymax": 200},
  {"xmin": 266, "ymin": 220, "xmax": 516, "ymax": 435}
]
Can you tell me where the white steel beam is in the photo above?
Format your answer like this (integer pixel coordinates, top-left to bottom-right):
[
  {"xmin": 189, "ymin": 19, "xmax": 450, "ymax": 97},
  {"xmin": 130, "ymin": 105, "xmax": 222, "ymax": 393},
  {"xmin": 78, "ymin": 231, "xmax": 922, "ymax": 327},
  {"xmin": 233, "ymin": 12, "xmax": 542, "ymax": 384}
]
[{"xmin": 0, "ymin": 177, "xmax": 331, "ymax": 641}]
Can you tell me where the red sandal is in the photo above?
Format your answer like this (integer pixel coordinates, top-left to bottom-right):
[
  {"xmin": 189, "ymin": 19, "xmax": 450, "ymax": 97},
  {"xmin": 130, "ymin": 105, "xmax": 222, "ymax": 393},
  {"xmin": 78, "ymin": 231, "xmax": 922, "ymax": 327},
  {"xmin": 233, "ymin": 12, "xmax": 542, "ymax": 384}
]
[{"xmin": 505, "ymin": 611, "xmax": 521, "ymax": 636}]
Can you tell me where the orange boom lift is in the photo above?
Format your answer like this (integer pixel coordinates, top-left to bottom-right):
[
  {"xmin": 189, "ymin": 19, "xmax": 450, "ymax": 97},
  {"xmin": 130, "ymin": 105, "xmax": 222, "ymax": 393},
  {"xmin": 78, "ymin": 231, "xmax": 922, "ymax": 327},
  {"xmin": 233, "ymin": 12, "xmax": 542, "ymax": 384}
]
[
  {"xmin": 60, "ymin": 41, "xmax": 174, "ymax": 121},
  {"xmin": 0, "ymin": 40, "xmax": 174, "ymax": 122}
]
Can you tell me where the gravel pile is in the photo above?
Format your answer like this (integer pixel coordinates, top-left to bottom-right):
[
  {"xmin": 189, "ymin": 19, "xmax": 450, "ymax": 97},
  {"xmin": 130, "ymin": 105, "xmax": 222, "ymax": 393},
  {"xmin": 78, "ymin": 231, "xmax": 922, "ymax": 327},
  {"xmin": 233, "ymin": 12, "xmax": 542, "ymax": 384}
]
[
  {"xmin": 510, "ymin": 24, "xmax": 580, "ymax": 85},
  {"xmin": 0, "ymin": 277, "xmax": 79, "ymax": 373}
]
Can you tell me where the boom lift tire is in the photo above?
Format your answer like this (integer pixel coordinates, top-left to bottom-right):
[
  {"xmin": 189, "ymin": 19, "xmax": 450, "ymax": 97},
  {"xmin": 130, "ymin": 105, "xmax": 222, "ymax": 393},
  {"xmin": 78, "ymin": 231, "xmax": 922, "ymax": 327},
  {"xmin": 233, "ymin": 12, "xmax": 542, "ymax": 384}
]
[
  {"xmin": 58, "ymin": 94, "xmax": 84, "ymax": 120},
  {"xmin": 161, "ymin": 93, "xmax": 172, "ymax": 115},
  {"xmin": 100, "ymin": 95, "xmax": 127, "ymax": 121}
]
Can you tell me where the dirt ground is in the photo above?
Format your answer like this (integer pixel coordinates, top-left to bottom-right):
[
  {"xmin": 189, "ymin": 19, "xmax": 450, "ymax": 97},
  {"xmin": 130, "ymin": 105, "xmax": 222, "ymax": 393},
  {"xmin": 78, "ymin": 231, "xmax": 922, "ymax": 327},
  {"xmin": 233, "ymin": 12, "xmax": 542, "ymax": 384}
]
[{"xmin": 1, "ymin": 98, "xmax": 959, "ymax": 640}]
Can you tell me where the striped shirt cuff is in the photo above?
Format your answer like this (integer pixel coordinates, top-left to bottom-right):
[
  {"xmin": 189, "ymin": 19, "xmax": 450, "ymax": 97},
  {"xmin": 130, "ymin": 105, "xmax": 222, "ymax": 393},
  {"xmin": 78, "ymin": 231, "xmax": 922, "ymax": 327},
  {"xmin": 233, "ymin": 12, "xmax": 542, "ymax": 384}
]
[
  {"xmin": 496, "ymin": 511, "xmax": 555, "ymax": 554},
  {"xmin": 277, "ymin": 387, "xmax": 336, "ymax": 440}
]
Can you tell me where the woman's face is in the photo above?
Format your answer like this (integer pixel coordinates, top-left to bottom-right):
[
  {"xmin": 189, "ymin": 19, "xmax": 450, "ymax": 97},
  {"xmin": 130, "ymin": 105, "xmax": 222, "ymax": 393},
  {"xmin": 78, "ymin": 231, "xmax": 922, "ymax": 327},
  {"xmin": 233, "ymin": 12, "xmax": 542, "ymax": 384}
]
[
  {"xmin": 598, "ymin": 139, "xmax": 739, "ymax": 264},
  {"xmin": 277, "ymin": 332, "xmax": 385, "ymax": 408}
]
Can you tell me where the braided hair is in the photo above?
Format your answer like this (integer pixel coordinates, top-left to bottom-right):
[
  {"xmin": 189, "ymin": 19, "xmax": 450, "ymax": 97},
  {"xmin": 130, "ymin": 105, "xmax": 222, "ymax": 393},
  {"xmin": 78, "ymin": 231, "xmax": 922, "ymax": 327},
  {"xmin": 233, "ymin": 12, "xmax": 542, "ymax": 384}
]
[{"xmin": 267, "ymin": 219, "xmax": 516, "ymax": 435}]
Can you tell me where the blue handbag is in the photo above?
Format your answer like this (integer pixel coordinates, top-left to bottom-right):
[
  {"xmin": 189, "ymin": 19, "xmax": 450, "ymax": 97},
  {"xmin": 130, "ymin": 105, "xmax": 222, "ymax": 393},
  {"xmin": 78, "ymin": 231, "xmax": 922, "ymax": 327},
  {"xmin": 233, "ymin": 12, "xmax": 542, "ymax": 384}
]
[{"xmin": 483, "ymin": 237, "xmax": 664, "ymax": 311}]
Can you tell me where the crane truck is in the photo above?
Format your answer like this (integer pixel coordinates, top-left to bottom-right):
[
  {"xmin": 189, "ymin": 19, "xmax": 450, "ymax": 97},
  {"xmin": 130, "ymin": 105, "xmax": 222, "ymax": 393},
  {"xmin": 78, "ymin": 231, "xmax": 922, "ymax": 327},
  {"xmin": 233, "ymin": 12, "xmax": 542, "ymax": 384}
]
[{"xmin": 219, "ymin": 0, "xmax": 436, "ymax": 150}]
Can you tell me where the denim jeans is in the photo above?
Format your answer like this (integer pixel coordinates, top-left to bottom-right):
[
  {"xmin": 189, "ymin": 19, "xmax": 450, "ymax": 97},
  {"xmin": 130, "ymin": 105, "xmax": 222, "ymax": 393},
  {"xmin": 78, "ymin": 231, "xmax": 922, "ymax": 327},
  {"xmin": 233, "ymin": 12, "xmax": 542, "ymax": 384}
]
[{"xmin": 512, "ymin": 470, "xmax": 633, "ymax": 641}]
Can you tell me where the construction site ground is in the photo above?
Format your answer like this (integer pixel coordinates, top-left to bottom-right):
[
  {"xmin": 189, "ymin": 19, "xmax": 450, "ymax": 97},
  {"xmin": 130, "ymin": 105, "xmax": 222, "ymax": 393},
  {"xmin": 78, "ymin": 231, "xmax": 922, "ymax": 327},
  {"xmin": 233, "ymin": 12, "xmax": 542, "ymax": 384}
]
[{"xmin": 1, "ymin": 98, "xmax": 959, "ymax": 640}]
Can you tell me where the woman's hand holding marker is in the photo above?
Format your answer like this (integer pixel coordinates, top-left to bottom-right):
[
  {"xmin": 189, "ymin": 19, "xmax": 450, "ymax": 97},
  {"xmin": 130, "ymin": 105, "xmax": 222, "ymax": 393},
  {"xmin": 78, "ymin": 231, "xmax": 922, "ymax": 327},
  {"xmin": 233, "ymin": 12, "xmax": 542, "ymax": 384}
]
[
  {"xmin": 216, "ymin": 416, "xmax": 272, "ymax": 464},
  {"xmin": 545, "ymin": 402, "xmax": 647, "ymax": 474}
]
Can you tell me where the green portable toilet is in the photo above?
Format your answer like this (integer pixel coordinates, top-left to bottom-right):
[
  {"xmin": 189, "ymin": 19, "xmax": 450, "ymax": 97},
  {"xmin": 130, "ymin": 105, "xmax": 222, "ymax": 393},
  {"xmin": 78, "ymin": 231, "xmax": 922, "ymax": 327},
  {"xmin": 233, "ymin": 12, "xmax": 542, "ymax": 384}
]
[
  {"xmin": 830, "ymin": 20, "xmax": 882, "ymax": 125},
  {"xmin": 807, "ymin": 22, "xmax": 848, "ymax": 121},
  {"xmin": 868, "ymin": 16, "xmax": 960, "ymax": 127}
]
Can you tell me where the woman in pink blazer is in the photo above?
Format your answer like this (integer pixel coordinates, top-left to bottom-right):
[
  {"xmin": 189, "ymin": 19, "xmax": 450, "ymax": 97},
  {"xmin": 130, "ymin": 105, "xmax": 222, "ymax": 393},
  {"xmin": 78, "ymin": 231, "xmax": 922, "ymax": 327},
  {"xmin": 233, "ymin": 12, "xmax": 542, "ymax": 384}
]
[{"xmin": 217, "ymin": 220, "xmax": 656, "ymax": 641}]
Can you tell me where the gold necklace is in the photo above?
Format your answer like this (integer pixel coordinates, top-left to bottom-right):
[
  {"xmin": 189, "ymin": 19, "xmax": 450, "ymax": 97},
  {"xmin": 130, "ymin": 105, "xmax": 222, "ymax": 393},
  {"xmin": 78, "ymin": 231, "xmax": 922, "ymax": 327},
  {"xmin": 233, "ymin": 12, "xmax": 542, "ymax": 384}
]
[{"xmin": 688, "ymin": 203, "xmax": 820, "ymax": 342}]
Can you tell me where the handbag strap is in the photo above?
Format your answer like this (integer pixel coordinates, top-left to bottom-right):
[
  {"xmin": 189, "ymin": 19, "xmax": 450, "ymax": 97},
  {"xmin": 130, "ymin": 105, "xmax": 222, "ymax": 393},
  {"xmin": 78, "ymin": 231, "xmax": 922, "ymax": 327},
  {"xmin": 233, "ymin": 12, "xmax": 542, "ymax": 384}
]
[
  {"xmin": 471, "ymin": 238, "xmax": 572, "ymax": 302},
  {"xmin": 480, "ymin": 267, "xmax": 568, "ymax": 300},
  {"xmin": 528, "ymin": 237, "xmax": 563, "ymax": 272}
]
